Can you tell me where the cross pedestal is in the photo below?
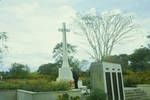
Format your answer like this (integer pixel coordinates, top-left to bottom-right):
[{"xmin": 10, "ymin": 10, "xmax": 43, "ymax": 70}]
[
  {"xmin": 57, "ymin": 67, "xmax": 73, "ymax": 81},
  {"xmin": 57, "ymin": 22, "xmax": 73, "ymax": 81}
]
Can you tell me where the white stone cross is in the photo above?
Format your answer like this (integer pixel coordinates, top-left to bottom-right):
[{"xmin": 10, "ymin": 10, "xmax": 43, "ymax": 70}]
[
  {"xmin": 57, "ymin": 22, "xmax": 73, "ymax": 81},
  {"xmin": 58, "ymin": 22, "xmax": 70, "ymax": 68}
]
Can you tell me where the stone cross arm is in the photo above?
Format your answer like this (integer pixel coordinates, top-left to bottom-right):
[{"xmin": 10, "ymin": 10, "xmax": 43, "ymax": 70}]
[{"xmin": 58, "ymin": 23, "xmax": 70, "ymax": 33}]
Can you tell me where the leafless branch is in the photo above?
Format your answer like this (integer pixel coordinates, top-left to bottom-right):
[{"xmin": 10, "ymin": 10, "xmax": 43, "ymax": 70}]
[{"xmin": 75, "ymin": 11, "xmax": 136, "ymax": 61}]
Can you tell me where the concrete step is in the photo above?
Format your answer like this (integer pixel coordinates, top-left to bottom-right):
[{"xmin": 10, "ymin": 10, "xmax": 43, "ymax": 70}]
[{"xmin": 125, "ymin": 88, "xmax": 150, "ymax": 100}]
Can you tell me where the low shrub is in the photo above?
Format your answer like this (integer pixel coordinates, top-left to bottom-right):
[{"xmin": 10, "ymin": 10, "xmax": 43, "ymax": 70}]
[
  {"xmin": 81, "ymin": 77, "xmax": 90, "ymax": 89},
  {"xmin": 0, "ymin": 81, "xmax": 20, "ymax": 90},
  {"xmin": 124, "ymin": 71, "xmax": 150, "ymax": 87},
  {"xmin": 0, "ymin": 79, "xmax": 70, "ymax": 92},
  {"xmin": 57, "ymin": 93, "xmax": 80, "ymax": 100},
  {"xmin": 70, "ymin": 96, "xmax": 80, "ymax": 100},
  {"xmin": 27, "ymin": 73, "xmax": 55, "ymax": 81},
  {"xmin": 21, "ymin": 79, "xmax": 50, "ymax": 92},
  {"xmin": 86, "ymin": 89, "xmax": 106, "ymax": 100},
  {"xmin": 49, "ymin": 81, "xmax": 71, "ymax": 91},
  {"xmin": 57, "ymin": 93, "xmax": 69, "ymax": 100}
]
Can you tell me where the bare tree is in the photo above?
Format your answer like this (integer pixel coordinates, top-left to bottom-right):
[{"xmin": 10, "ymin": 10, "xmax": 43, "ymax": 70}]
[
  {"xmin": 0, "ymin": 32, "xmax": 7, "ymax": 79},
  {"xmin": 0, "ymin": 32, "xmax": 8, "ymax": 63},
  {"xmin": 74, "ymin": 10, "xmax": 136, "ymax": 62}
]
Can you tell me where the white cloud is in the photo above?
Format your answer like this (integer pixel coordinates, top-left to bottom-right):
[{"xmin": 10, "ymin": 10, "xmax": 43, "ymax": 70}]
[
  {"xmin": 0, "ymin": 0, "xmax": 77, "ymax": 70},
  {"xmin": 0, "ymin": 0, "xmax": 149, "ymax": 71}
]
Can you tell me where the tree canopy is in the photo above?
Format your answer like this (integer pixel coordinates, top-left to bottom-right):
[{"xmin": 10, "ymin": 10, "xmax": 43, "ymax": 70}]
[
  {"xmin": 74, "ymin": 10, "xmax": 136, "ymax": 62},
  {"xmin": 9, "ymin": 63, "xmax": 30, "ymax": 78},
  {"xmin": 0, "ymin": 32, "xmax": 8, "ymax": 63},
  {"xmin": 104, "ymin": 47, "xmax": 150, "ymax": 72},
  {"xmin": 52, "ymin": 42, "xmax": 79, "ymax": 68},
  {"xmin": 52, "ymin": 42, "xmax": 80, "ymax": 87},
  {"xmin": 38, "ymin": 63, "xmax": 58, "ymax": 79},
  {"xmin": 129, "ymin": 47, "xmax": 150, "ymax": 71}
]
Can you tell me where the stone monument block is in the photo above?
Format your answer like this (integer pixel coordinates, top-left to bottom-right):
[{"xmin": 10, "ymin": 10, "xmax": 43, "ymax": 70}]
[{"xmin": 90, "ymin": 62, "xmax": 125, "ymax": 100}]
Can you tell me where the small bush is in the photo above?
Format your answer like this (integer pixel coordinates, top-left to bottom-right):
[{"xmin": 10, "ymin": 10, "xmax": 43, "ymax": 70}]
[
  {"xmin": 57, "ymin": 93, "xmax": 80, "ymax": 100},
  {"xmin": 49, "ymin": 81, "xmax": 71, "ymax": 91},
  {"xmin": 57, "ymin": 93, "xmax": 69, "ymax": 100},
  {"xmin": 21, "ymin": 79, "xmax": 50, "ymax": 92},
  {"xmin": 86, "ymin": 89, "xmax": 106, "ymax": 100},
  {"xmin": 70, "ymin": 96, "xmax": 80, "ymax": 100},
  {"xmin": 81, "ymin": 77, "xmax": 90, "ymax": 89}
]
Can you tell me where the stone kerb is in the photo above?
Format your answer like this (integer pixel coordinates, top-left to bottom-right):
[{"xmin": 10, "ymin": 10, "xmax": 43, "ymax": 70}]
[
  {"xmin": 17, "ymin": 90, "xmax": 35, "ymax": 100},
  {"xmin": 124, "ymin": 87, "xmax": 150, "ymax": 100},
  {"xmin": 17, "ymin": 89, "xmax": 81, "ymax": 100},
  {"xmin": 137, "ymin": 84, "xmax": 150, "ymax": 98},
  {"xmin": 0, "ymin": 90, "xmax": 17, "ymax": 100}
]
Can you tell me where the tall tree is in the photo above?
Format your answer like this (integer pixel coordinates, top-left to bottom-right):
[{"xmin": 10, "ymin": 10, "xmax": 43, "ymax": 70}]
[
  {"xmin": 75, "ymin": 10, "xmax": 136, "ymax": 62},
  {"xmin": 0, "ymin": 32, "xmax": 8, "ymax": 77},
  {"xmin": 52, "ymin": 42, "xmax": 78, "ymax": 68},
  {"xmin": 129, "ymin": 47, "xmax": 150, "ymax": 71},
  {"xmin": 9, "ymin": 63, "xmax": 30, "ymax": 78},
  {"xmin": 0, "ymin": 32, "xmax": 8, "ymax": 63},
  {"xmin": 38, "ymin": 63, "xmax": 58, "ymax": 80}
]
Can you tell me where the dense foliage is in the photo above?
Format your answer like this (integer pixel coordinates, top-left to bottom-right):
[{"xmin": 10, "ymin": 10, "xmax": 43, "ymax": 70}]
[
  {"xmin": 86, "ymin": 89, "xmax": 106, "ymax": 100},
  {"xmin": 37, "ymin": 63, "xmax": 58, "ymax": 80},
  {"xmin": 53, "ymin": 42, "xmax": 76, "ymax": 60},
  {"xmin": 0, "ymin": 46, "xmax": 150, "ymax": 91},
  {"xmin": 8, "ymin": 63, "xmax": 30, "ymax": 78},
  {"xmin": 124, "ymin": 70, "xmax": 150, "ymax": 87},
  {"xmin": 0, "ymin": 79, "xmax": 70, "ymax": 92},
  {"xmin": 129, "ymin": 47, "xmax": 150, "ymax": 71},
  {"xmin": 103, "ymin": 47, "xmax": 150, "ymax": 72}
]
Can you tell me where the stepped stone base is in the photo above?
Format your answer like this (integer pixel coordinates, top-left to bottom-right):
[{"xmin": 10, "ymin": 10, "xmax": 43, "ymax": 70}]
[{"xmin": 57, "ymin": 67, "xmax": 73, "ymax": 81}]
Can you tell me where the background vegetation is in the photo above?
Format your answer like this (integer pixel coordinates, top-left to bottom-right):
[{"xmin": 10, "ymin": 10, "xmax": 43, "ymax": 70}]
[
  {"xmin": 0, "ymin": 30, "xmax": 150, "ymax": 91},
  {"xmin": 0, "ymin": 47, "xmax": 150, "ymax": 91}
]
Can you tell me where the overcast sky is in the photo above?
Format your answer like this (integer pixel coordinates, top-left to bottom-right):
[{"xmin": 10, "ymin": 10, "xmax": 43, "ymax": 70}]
[{"xmin": 0, "ymin": 0, "xmax": 149, "ymax": 71}]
